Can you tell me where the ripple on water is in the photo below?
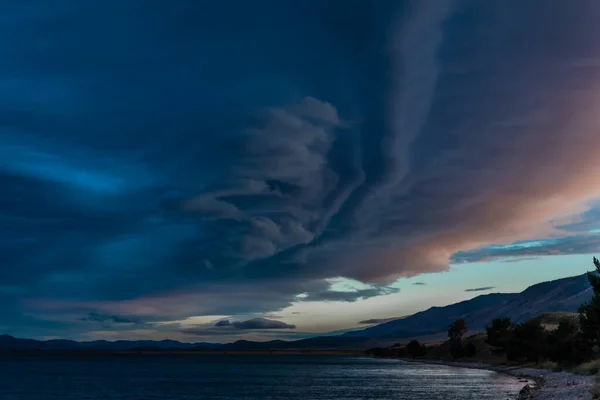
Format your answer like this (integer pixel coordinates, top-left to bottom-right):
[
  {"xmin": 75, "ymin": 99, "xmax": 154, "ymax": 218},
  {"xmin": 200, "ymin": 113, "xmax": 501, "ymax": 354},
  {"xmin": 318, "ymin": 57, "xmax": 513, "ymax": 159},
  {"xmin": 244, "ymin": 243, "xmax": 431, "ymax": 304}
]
[{"xmin": 0, "ymin": 355, "xmax": 525, "ymax": 400}]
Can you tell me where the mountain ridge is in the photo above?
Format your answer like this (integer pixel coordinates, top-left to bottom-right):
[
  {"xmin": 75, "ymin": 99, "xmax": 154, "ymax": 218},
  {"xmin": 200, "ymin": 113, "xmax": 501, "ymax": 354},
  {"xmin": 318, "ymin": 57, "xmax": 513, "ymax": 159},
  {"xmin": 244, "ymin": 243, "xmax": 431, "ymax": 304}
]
[
  {"xmin": 342, "ymin": 273, "xmax": 591, "ymax": 338},
  {"xmin": 1, "ymin": 273, "xmax": 592, "ymax": 351}
]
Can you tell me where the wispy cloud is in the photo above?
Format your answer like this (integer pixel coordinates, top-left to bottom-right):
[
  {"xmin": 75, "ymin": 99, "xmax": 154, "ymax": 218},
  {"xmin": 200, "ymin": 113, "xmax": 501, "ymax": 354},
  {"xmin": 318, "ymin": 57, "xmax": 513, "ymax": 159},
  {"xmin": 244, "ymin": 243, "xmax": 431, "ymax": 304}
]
[
  {"xmin": 80, "ymin": 312, "xmax": 145, "ymax": 325},
  {"xmin": 465, "ymin": 287, "xmax": 496, "ymax": 293},
  {"xmin": 359, "ymin": 317, "xmax": 404, "ymax": 325},
  {"xmin": 500, "ymin": 257, "xmax": 540, "ymax": 263}
]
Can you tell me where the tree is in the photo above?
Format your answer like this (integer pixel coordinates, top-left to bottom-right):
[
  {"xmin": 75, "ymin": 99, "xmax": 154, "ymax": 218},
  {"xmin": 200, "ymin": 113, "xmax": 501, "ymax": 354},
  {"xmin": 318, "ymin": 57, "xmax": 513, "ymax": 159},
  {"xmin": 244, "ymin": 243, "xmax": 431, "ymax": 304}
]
[
  {"xmin": 579, "ymin": 257, "xmax": 600, "ymax": 348},
  {"xmin": 366, "ymin": 347, "xmax": 396, "ymax": 358},
  {"xmin": 485, "ymin": 317, "xmax": 513, "ymax": 353},
  {"xmin": 547, "ymin": 318, "xmax": 589, "ymax": 365},
  {"xmin": 506, "ymin": 319, "xmax": 547, "ymax": 362},
  {"xmin": 464, "ymin": 342, "xmax": 477, "ymax": 358},
  {"xmin": 406, "ymin": 340, "xmax": 427, "ymax": 359},
  {"xmin": 448, "ymin": 319, "xmax": 468, "ymax": 360},
  {"xmin": 448, "ymin": 319, "xmax": 468, "ymax": 341},
  {"xmin": 449, "ymin": 339, "xmax": 464, "ymax": 360}
]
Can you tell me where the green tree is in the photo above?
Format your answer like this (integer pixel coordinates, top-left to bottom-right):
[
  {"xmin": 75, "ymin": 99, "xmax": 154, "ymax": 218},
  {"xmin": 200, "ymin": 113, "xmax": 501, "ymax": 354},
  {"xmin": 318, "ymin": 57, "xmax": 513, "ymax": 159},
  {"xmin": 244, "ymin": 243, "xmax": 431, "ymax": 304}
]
[
  {"xmin": 449, "ymin": 339, "xmax": 464, "ymax": 360},
  {"xmin": 448, "ymin": 319, "xmax": 468, "ymax": 360},
  {"xmin": 406, "ymin": 340, "xmax": 427, "ymax": 359},
  {"xmin": 547, "ymin": 318, "xmax": 589, "ymax": 365},
  {"xmin": 448, "ymin": 319, "xmax": 468, "ymax": 340},
  {"xmin": 485, "ymin": 317, "xmax": 513, "ymax": 353},
  {"xmin": 506, "ymin": 319, "xmax": 547, "ymax": 363},
  {"xmin": 579, "ymin": 257, "xmax": 600, "ymax": 348}
]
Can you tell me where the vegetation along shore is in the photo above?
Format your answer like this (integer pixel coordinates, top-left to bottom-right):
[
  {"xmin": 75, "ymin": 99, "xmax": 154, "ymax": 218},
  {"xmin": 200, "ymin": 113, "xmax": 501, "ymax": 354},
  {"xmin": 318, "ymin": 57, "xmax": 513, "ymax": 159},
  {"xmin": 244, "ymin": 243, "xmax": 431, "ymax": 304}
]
[{"xmin": 366, "ymin": 257, "xmax": 600, "ymax": 399}]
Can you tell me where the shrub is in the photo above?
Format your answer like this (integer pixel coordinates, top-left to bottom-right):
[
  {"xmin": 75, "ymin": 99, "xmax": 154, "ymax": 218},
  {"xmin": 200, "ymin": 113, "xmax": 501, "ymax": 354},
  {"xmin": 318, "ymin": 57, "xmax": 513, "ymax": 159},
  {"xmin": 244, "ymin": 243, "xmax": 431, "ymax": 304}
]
[
  {"xmin": 535, "ymin": 361, "xmax": 559, "ymax": 371},
  {"xmin": 572, "ymin": 359, "xmax": 600, "ymax": 375},
  {"xmin": 449, "ymin": 339, "xmax": 464, "ymax": 360},
  {"xmin": 464, "ymin": 342, "xmax": 477, "ymax": 357},
  {"xmin": 406, "ymin": 340, "xmax": 427, "ymax": 359}
]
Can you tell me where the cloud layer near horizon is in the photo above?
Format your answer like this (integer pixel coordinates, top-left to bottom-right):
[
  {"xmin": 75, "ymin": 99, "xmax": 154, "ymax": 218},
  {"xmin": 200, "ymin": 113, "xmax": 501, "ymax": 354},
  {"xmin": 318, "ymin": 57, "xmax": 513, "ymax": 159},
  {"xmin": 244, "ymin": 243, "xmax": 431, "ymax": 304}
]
[
  {"xmin": 3, "ymin": 0, "xmax": 600, "ymax": 339},
  {"xmin": 464, "ymin": 287, "xmax": 496, "ymax": 293}
]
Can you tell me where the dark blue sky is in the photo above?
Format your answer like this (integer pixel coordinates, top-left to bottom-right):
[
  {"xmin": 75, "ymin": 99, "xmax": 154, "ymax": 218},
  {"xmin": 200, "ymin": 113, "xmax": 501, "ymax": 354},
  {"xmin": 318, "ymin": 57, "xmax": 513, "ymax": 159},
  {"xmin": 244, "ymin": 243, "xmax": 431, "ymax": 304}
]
[{"xmin": 2, "ymin": 0, "xmax": 600, "ymax": 341}]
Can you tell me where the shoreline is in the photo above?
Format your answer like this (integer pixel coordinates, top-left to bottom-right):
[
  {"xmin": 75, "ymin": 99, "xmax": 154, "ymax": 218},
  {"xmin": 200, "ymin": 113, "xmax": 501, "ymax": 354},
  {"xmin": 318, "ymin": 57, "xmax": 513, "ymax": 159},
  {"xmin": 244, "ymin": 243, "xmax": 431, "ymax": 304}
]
[
  {"xmin": 398, "ymin": 358, "xmax": 595, "ymax": 400},
  {"xmin": 0, "ymin": 349, "xmax": 364, "ymax": 356}
]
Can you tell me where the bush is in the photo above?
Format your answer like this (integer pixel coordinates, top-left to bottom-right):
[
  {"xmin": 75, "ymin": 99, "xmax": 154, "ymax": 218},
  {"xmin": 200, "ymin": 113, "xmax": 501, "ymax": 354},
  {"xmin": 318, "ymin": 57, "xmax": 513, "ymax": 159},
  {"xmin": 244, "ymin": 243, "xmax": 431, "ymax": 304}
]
[
  {"xmin": 449, "ymin": 339, "xmax": 464, "ymax": 360},
  {"xmin": 572, "ymin": 359, "xmax": 600, "ymax": 375},
  {"xmin": 366, "ymin": 347, "xmax": 398, "ymax": 358},
  {"xmin": 406, "ymin": 340, "xmax": 427, "ymax": 359},
  {"xmin": 534, "ymin": 361, "xmax": 559, "ymax": 371},
  {"xmin": 464, "ymin": 342, "xmax": 477, "ymax": 357}
]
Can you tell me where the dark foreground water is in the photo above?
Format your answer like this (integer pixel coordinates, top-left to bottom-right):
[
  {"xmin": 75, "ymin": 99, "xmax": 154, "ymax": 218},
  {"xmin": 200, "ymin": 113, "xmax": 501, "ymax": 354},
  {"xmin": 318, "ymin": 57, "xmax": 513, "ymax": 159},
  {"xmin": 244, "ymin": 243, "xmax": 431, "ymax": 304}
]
[{"xmin": 0, "ymin": 355, "xmax": 524, "ymax": 400}]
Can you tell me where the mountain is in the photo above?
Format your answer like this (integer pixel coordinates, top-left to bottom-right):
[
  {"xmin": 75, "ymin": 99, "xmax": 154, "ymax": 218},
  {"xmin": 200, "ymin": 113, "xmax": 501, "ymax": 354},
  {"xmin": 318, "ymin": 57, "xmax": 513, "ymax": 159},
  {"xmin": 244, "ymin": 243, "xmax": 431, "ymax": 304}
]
[
  {"xmin": 217, "ymin": 336, "xmax": 370, "ymax": 351},
  {"xmin": 1, "ymin": 273, "xmax": 592, "ymax": 351},
  {"xmin": 343, "ymin": 273, "xmax": 592, "ymax": 338},
  {"xmin": 0, "ymin": 335, "xmax": 218, "ymax": 351},
  {"xmin": 0, "ymin": 334, "xmax": 370, "ymax": 352}
]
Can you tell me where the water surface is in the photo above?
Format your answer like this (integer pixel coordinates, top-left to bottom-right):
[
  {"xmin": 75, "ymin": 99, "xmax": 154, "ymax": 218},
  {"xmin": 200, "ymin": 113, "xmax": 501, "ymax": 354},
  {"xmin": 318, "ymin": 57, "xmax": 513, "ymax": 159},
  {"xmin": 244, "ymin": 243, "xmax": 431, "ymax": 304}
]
[{"xmin": 0, "ymin": 355, "xmax": 524, "ymax": 399}]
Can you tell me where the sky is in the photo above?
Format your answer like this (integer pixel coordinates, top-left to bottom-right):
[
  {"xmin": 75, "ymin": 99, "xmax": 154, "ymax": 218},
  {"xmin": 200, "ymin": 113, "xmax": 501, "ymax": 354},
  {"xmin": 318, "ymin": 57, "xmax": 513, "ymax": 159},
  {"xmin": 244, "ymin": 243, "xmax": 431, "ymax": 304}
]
[{"xmin": 2, "ymin": 0, "xmax": 600, "ymax": 343}]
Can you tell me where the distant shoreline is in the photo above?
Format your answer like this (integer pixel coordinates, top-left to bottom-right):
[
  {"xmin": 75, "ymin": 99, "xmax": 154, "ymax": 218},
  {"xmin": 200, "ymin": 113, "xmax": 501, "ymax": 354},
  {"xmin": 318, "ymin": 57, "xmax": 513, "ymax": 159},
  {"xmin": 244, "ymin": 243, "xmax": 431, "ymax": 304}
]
[{"xmin": 0, "ymin": 349, "xmax": 365, "ymax": 356}]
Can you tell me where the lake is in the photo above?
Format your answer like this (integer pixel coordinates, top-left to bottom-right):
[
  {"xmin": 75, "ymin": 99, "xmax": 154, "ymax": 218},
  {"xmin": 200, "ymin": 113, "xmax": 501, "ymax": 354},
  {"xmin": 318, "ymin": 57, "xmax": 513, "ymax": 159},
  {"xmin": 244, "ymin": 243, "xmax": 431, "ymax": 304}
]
[{"xmin": 0, "ymin": 355, "xmax": 524, "ymax": 399}]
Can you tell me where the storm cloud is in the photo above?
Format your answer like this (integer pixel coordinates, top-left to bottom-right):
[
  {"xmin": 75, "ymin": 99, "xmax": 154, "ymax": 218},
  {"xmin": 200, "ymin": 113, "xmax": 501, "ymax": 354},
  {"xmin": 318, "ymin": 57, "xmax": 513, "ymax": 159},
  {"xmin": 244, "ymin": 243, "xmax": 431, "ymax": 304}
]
[{"xmin": 2, "ymin": 0, "xmax": 600, "ymax": 339}]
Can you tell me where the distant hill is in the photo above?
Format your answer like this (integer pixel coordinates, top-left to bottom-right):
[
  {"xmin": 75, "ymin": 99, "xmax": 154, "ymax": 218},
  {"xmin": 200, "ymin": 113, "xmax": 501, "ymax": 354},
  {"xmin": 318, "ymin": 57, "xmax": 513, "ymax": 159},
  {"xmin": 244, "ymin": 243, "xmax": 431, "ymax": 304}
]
[
  {"xmin": 530, "ymin": 312, "xmax": 579, "ymax": 330},
  {"xmin": 343, "ymin": 273, "xmax": 591, "ymax": 338},
  {"xmin": 0, "ymin": 334, "xmax": 375, "ymax": 352},
  {"xmin": 216, "ymin": 337, "xmax": 371, "ymax": 351},
  {"xmin": 0, "ymin": 335, "xmax": 218, "ymax": 351},
  {"xmin": 1, "ymin": 273, "xmax": 592, "ymax": 352}
]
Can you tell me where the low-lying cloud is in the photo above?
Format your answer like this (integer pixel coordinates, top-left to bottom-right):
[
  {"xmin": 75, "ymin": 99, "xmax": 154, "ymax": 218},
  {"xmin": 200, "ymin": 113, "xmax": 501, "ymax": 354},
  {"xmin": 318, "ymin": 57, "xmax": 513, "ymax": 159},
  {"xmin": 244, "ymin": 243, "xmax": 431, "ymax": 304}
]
[
  {"xmin": 359, "ymin": 317, "xmax": 403, "ymax": 325},
  {"xmin": 232, "ymin": 318, "xmax": 296, "ymax": 330},
  {"xmin": 302, "ymin": 287, "xmax": 400, "ymax": 303},
  {"xmin": 464, "ymin": 287, "xmax": 496, "ymax": 293}
]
